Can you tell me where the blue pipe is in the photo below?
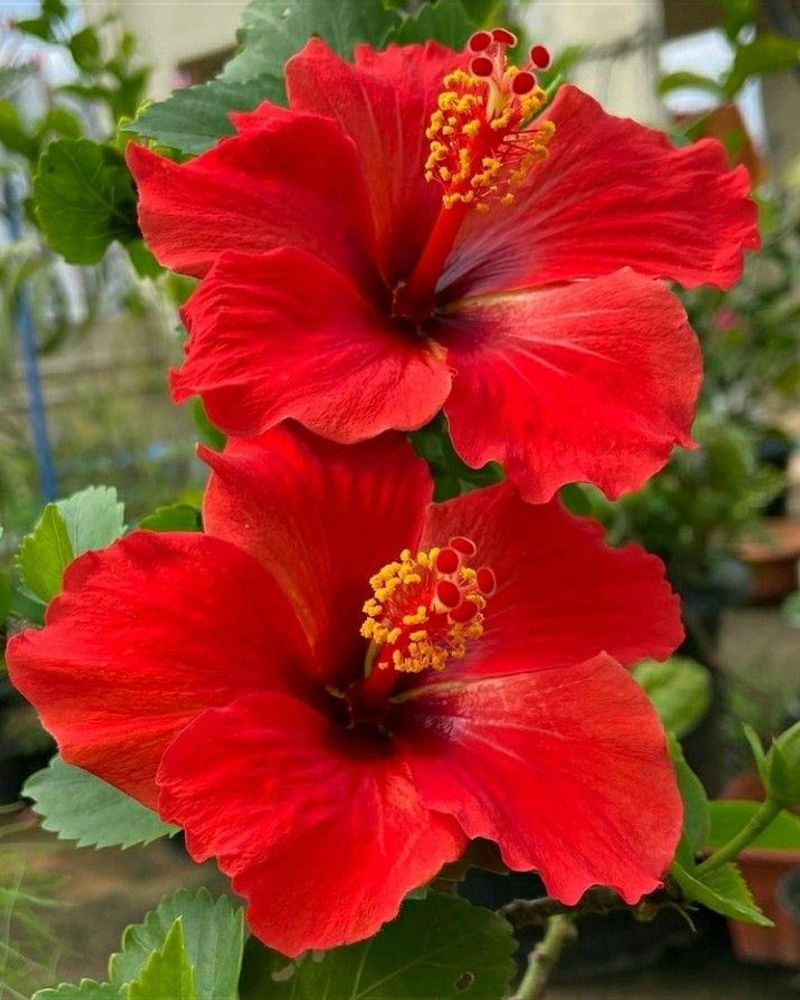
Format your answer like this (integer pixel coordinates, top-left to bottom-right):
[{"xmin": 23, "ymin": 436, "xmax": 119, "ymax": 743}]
[{"xmin": 3, "ymin": 175, "xmax": 58, "ymax": 501}]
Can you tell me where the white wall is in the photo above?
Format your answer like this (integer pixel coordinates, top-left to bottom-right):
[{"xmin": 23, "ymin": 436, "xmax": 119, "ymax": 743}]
[
  {"xmin": 523, "ymin": 0, "xmax": 666, "ymax": 124},
  {"xmin": 82, "ymin": 0, "xmax": 247, "ymax": 98}
]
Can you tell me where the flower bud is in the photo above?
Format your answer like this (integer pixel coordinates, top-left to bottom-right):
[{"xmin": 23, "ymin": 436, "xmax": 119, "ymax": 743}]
[{"xmin": 764, "ymin": 722, "xmax": 800, "ymax": 805}]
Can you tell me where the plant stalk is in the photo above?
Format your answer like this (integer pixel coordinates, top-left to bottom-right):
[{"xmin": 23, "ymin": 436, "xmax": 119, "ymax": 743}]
[
  {"xmin": 696, "ymin": 796, "xmax": 783, "ymax": 876},
  {"xmin": 512, "ymin": 915, "xmax": 577, "ymax": 1000}
]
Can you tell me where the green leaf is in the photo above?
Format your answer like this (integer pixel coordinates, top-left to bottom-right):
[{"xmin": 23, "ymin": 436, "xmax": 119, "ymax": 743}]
[
  {"xmin": 16, "ymin": 504, "xmax": 74, "ymax": 604},
  {"xmin": 394, "ymin": 0, "xmax": 476, "ymax": 48},
  {"xmin": 240, "ymin": 894, "xmax": 515, "ymax": 1000},
  {"xmin": 57, "ymin": 485, "xmax": 125, "ymax": 557},
  {"xmin": 127, "ymin": 919, "xmax": 196, "ymax": 1000},
  {"xmin": 68, "ymin": 27, "xmax": 103, "ymax": 73},
  {"xmin": 724, "ymin": 33, "xmax": 800, "ymax": 97},
  {"xmin": 124, "ymin": 77, "xmax": 281, "ymax": 156},
  {"xmin": 15, "ymin": 487, "xmax": 124, "ymax": 605},
  {"xmin": 222, "ymin": 0, "xmax": 399, "ymax": 83},
  {"xmin": 111, "ymin": 889, "xmax": 243, "ymax": 1000},
  {"xmin": 559, "ymin": 483, "xmax": 592, "ymax": 517},
  {"xmin": 633, "ymin": 656, "xmax": 712, "ymax": 739},
  {"xmin": 126, "ymin": 238, "xmax": 163, "ymax": 279},
  {"xmin": 36, "ymin": 105, "xmax": 83, "ymax": 142},
  {"xmin": 33, "ymin": 981, "xmax": 121, "ymax": 1000},
  {"xmin": 708, "ymin": 801, "xmax": 800, "ymax": 852},
  {"xmin": 671, "ymin": 859, "xmax": 772, "ymax": 926},
  {"xmin": 140, "ymin": 504, "xmax": 202, "ymax": 532},
  {"xmin": 0, "ymin": 566, "xmax": 11, "ymax": 624},
  {"xmin": 23, "ymin": 755, "xmax": 178, "ymax": 850},
  {"xmin": 714, "ymin": 0, "xmax": 758, "ymax": 41},
  {"xmin": 669, "ymin": 736, "xmax": 710, "ymax": 859},
  {"xmin": 0, "ymin": 99, "xmax": 38, "ymax": 159},
  {"xmin": 460, "ymin": 0, "xmax": 502, "ymax": 23},
  {"xmin": 33, "ymin": 138, "xmax": 139, "ymax": 264},
  {"xmin": 410, "ymin": 412, "xmax": 503, "ymax": 501},
  {"xmin": 657, "ymin": 71, "xmax": 725, "ymax": 99}
]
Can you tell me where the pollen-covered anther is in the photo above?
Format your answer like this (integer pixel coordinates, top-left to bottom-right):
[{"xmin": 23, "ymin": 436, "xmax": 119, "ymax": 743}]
[
  {"xmin": 424, "ymin": 30, "xmax": 555, "ymax": 212},
  {"xmin": 360, "ymin": 539, "xmax": 492, "ymax": 675}
]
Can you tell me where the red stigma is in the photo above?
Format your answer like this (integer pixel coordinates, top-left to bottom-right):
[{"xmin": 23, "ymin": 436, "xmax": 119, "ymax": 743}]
[
  {"xmin": 450, "ymin": 536, "xmax": 477, "ymax": 557},
  {"xmin": 436, "ymin": 547, "xmax": 461, "ymax": 574},
  {"xmin": 436, "ymin": 579, "xmax": 461, "ymax": 608},
  {"xmin": 477, "ymin": 567, "xmax": 497, "ymax": 596},
  {"xmin": 468, "ymin": 30, "xmax": 492, "ymax": 52},
  {"xmin": 491, "ymin": 27, "xmax": 517, "ymax": 47},
  {"xmin": 529, "ymin": 44, "xmax": 551, "ymax": 69},
  {"xmin": 512, "ymin": 70, "xmax": 537, "ymax": 95},
  {"xmin": 450, "ymin": 600, "xmax": 480, "ymax": 623},
  {"xmin": 470, "ymin": 55, "xmax": 494, "ymax": 78}
]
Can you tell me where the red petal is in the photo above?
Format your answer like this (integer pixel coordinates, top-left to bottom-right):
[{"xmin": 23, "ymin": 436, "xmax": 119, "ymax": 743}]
[
  {"xmin": 126, "ymin": 112, "xmax": 378, "ymax": 285},
  {"xmin": 442, "ymin": 84, "xmax": 758, "ymax": 298},
  {"xmin": 173, "ymin": 248, "xmax": 452, "ymax": 440},
  {"xmin": 421, "ymin": 482, "xmax": 682, "ymax": 676},
  {"xmin": 286, "ymin": 38, "xmax": 463, "ymax": 285},
  {"xmin": 201, "ymin": 426, "xmax": 433, "ymax": 687},
  {"xmin": 441, "ymin": 269, "xmax": 701, "ymax": 501},
  {"xmin": 397, "ymin": 654, "xmax": 682, "ymax": 904},
  {"xmin": 157, "ymin": 692, "xmax": 466, "ymax": 955},
  {"xmin": 6, "ymin": 533, "xmax": 310, "ymax": 807}
]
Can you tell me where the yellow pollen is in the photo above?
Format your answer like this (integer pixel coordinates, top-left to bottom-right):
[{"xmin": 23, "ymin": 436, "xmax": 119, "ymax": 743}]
[
  {"xmin": 423, "ymin": 51, "xmax": 555, "ymax": 213},
  {"xmin": 360, "ymin": 546, "xmax": 490, "ymax": 675}
]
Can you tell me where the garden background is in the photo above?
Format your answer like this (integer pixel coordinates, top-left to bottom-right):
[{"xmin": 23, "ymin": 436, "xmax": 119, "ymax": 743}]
[{"xmin": 1, "ymin": 0, "xmax": 800, "ymax": 997}]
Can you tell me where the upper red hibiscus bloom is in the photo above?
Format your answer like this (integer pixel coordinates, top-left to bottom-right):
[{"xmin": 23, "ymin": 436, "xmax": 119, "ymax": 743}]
[
  {"xmin": 128, "ymin": 29, "xmax": 757, "ymax": 503},
  {"xmin": 9, "ymin": 426, "xmax": 684, "ymax": 956}
]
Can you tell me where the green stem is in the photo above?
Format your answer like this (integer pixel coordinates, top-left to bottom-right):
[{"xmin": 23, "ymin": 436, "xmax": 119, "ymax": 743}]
[
  {"xmin": 696, "ymin": 796, "xmax": 783, "ymax": 876},
  {"xmin": 512, "ymin": 915, "xmax": 577, "ymax": 1000}
]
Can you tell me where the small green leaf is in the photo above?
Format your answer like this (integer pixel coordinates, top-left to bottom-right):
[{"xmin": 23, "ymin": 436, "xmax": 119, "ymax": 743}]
[
  {"xmin": 23, "ymin": 755, "xmax": 178, "ymax": 850},
  {"xmin": 33, "ymin": 138, "xmax": 139, "ymax": 264},
  {"xmin": 724, "ymin": 33, "xmax": 800, "ymax": 97},
  {"xmin": 111, "ymin": 889, "xmax": 244, "ymax": 1000},
  {"xmin": 124, "ymin": 77, "xmax": 281, "ymax": 156},
  {"xmin": 223, "ymin": 0, "xmax": 399, "ymax": 84},
  {"xmin": 633, "ymin": 656, "xmax": 712, "ymax": 739},
  {"xmin": 715, "ymin": 0, "xmax": 758, "ymax": 41},
  {"xmin": 14, "ymin": 487, "xmax": 124, "ymax": 605},
  {"xmin": 669, "ymin": 736, "xmax": 710, "ymax": 859},
  {"xmin": 0, "ymin": 99, "xmax": 38, "ymax": 159},
  {"xmin": 126, "ymin": 239, "xmax": 163, "ymax": 278},
  {"xmin": 127, "ymin": 919, "xmax": 196, "ymax": 1000},
  {"xmin": 140, "ymin": 504, "xmax": 202, "ymax": 533},
  {"xmin": 68, "ymin": 27, "xmax": 103, "ymax": 73},
  {"xmin": 657, "ymin": 71, "xmax": 725, "ymax": 99},
  {"xmin": 16, "ymin": 504, "xmax": 74, "ymax": 604},
  {"xmin": 394, "ymin": 0, "xmax": 476, "ymax": 48},
  {"xmin": 240, "ymin": 894, "xmax": 515, "ymax": 1000},
  {"xmin": 410, "ymin": 412, "xmax": 503, "ymax": 501},
  {"xmin": 57, "ymin": 485, "xmax": 125, "ymax": 557},
  {"xmin": 33, "ymin": 981, "xmax": 121, "ymax": 1000},
  {"xmin": 559, "ymin": 483, "xmax": 592, "ymax": 517},
  {"xmin": 671, "ymin": 859, "xmax": 772, "ymax": 926},
  {"xmin": 708, "ymin": 801, "xmax": 800, "ymax": 852}
]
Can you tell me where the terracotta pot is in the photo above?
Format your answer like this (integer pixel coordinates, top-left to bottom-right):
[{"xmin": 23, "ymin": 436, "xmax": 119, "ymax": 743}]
[
  {"xmin": 728, "ymin": 849, "xmax": 800, "ymax": 966},
  {"xmin": 722, "ymin": 772, "xmax": 800, "ymax": 965}
]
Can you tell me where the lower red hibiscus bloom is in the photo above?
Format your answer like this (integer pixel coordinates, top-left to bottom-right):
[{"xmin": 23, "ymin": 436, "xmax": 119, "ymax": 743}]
[
  {"xmin": 128, "ymin": 30, "xmax": 758, "ymax": 502},
  {"xmin": 9, "ymin": 428, "xmax": 684, "ymax": 956}
]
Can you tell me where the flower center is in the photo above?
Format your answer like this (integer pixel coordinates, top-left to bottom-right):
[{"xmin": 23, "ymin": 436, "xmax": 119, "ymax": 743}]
[
  {"xmin": 360, "ymin": 536, "xmax": 496, "ymax": 675},
  {"xmin": 425, "ymin": 29, "xmax": 555, "ymax": 213},
  {"xmin": 392, "ymin": 29, "xmax": 555, "ymax": 324}
]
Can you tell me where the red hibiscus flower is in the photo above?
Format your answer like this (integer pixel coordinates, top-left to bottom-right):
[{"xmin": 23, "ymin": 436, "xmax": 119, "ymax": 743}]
[
  {"xmin": 9, "ymin": 427, "xmax": 684, "ymax": 956},
  {"xmin": 128, "ymin": 30, "xmax": 757, "ymax": 503}
]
